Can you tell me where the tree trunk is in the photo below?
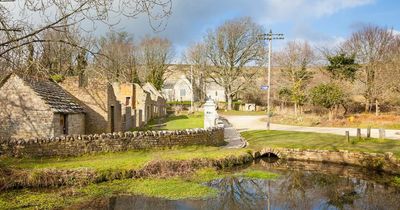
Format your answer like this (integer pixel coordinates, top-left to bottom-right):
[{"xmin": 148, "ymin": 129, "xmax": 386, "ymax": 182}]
[
  {"xmin": 227, "ymin": 95, "xmax": 233, "ymax": 110},
  {"xmin": 375, "ymin": 99, "xmax": 380, "ymax": 116},
  {"xmin": 365, "ymin": 99, "xmax": 370, "ymax": 113},
  {"xmin": 334, "ymin": 104, "xmax": 338, "ymax": 119},
  {"xmin": 294, "ymin": 102, "xmax": 298, "ymax": 116},
  {"xmin": 328, "ymin": 109, "xmax": 333, "ymax": 121}
]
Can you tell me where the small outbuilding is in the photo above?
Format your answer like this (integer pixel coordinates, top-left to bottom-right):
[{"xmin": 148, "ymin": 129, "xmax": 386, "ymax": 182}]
[{"xmin": 0, "ymin": 74, "xmax": 86, "ymax": 139}]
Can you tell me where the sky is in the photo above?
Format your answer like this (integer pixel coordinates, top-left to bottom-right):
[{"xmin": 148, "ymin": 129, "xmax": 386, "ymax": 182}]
[
  {"xmin": 4, "ymin": 0, "xmax": 400, "ymax": 62},
  {"xmin": 99, "ymin": 0, "xmax": 399, "ymax": 62}
]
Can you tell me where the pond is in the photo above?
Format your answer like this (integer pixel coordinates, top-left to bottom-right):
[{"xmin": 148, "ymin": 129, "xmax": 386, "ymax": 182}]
[{"xmin": 73, "ymin": 158, "xmax": 400, "ymax": 210}]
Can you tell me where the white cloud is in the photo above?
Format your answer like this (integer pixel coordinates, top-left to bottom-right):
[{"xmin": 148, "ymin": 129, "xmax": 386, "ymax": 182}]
[
  {"xmin": 261, "ymin": 0, "xmax": 375, "ymax": 21},
  {"xmin": 392, "ymin": 29, "xmax": 400, "ymax": 36}
]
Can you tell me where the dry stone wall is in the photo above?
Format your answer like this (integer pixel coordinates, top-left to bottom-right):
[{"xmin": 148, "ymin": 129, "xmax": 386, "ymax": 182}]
[
  {"xmin": 256, "ymin": 148, "xmax": 400, "ymax": 174},
  {"xmin": 0, "ymin": 127, "xmax": 225, "ymax": 158}
]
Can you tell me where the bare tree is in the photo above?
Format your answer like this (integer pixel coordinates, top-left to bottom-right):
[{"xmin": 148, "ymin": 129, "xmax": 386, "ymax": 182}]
[
  {"xmin": 139, "ymin": 36, "xmax": 173, "ymax": 90},
  {"xmin": 183, "ymin": 42, "xmax": 209, "ymax": 102},
  {"xmin": 275, "ymin": 41, "xmax": 315, "ymax": 116},
  {"xmin": 0, "ymin": 0, "xmax": 172, "ymax": 77},
  {"xmin": 342, "ymin": 25, "xmax": 395, "ymax": 115},
  {"xmin": 95, "ymin": 31, "xmax": 139, "ymax": 83},
  {"xmin": 204, "ymin": 17, "xmax": 265, "ymax": 110}
]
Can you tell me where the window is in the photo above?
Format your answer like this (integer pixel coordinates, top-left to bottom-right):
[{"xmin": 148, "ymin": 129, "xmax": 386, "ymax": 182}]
[
  {"xmin": 125, "ymin": 97, "xmax": 131, "ymax": 106},
  {"xmin": 180, "ymin": 89, "xmax": 186, "ymax": 97}
]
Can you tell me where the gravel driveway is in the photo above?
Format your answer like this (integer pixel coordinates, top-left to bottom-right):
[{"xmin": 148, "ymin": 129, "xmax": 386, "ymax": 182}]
[{"xmin": 222, "ymin": 115, "xmax": 400, "ymax": 140}]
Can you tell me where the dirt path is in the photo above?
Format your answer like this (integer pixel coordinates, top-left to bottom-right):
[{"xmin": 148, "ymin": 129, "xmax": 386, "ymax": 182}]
[{"xmin": 222, "ymin": 115, "xmax": 400, "ymax": 140}]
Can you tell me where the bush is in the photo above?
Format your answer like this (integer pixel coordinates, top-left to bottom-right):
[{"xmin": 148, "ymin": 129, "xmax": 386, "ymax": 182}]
[
  {"xmin": 310, "ymin": 83, "xmax": 344, "ymax": 110},
  {"xmin": 50, "ymin": 74, "xmax": 65, "ymax": 83}
]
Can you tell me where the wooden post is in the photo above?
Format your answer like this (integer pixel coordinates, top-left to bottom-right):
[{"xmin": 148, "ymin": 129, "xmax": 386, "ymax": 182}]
[
  {"xmin": 379, "ymin": 128, "xmax": 385, "ymax": 140},
  {"xmin": 345, "ymin": 131, "xmax": 350, "ymax": 143},
  {"xmin": 356, "ymin": 128, "xmax": 361, "ymax": 139},
  {"xmin": 367, "ymin": 127, "xmax": 371, "ymax": 138}
]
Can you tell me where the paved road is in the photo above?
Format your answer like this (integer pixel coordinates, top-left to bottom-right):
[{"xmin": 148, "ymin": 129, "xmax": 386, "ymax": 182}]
[
  {"xmin": 222, "ymin": 115, "xmax": 400, "ymax": 140},
  {"xmin": 219, "ymin": 118, "xmax": 247, "ymax": 148}
]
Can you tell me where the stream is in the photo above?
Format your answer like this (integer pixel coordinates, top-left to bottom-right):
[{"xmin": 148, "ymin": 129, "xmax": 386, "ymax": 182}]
[{"xmin": 72, "ymin": 158, "xmax": 400, "ymax": 210}]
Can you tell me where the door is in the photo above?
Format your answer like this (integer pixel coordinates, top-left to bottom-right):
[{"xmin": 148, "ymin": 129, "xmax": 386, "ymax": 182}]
[
  {"xmin": 110, "ymin": 106, "xmax": 115, "ymax": 132},
  {"xmin": 60, "ymin": 114, "xmax": 68, "ymax": 135}
]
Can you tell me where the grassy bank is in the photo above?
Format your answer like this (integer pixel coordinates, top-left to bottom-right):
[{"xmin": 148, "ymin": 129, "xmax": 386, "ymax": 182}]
[
  {"xmin": 3, "ymin": 130, "xmax": 400, "ymax": 173},
  {"xmin": 0, "ymin": 146, "xmax": 244, "ymax": 171}
]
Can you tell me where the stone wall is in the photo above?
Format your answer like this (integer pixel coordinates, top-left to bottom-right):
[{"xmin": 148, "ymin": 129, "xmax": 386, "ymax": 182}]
[
  {"xmin": 0, "ymin": 75, "xmax": 56, "ymax": 139},
  {"xmin": 60, "ymin": 77, "xmax": 108, "ymax": 134},
  {"xmin": 256, "ymin": 148, "xmax": 400, "ymax": 174},
  {"xmin": 0, "ymin": 127, "xmax": 225, "ymax": 158}
]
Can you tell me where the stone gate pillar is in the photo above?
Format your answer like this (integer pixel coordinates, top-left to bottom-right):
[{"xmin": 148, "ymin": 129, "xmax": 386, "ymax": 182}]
[{"xmin": 204, "ymin": 98, "xmax": 218, "ymax": 129}]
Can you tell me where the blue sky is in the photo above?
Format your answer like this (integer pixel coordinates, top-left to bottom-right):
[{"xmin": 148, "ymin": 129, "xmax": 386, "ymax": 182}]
[{"xmin": 107, "ymin": 0, "xmax": 398, "ymax": 60}]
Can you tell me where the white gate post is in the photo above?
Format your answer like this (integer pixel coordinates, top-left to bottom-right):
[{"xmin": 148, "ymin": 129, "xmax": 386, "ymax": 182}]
[{"xmin": 204, "ymin": 99, "xmax": 217, "ymax": 129}]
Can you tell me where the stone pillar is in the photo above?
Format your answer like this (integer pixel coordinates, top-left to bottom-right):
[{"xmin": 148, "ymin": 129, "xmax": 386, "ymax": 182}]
[
  {"xmin": 132, "ymin": 109, "xmax": 137, "ymax": 128},
  {"xmin": 204, "ymin": 99, "xmax": 218, "ymax": 129}
]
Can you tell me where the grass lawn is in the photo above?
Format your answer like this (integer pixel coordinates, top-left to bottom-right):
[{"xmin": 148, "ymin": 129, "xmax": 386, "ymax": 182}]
[
  {"xmin": 218, "ymin": 110, "xmax": 267, "ymax": 116},
  {"xmin": 242, "ymin": 130, "xmax": 400, "ymax": 157},
  {"xmin": 1, "ymin": 145, "xmax": 245, "ymax": 171},
  {"xmin": 145, "ymin": 112, "xmax": 204, "ymax": 131},
  {"xmin": 5, "ymin": 130, "xmax": 400, "ymax": 171}
]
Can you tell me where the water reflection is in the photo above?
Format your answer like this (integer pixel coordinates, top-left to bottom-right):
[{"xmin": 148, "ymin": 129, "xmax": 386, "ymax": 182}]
[{"xmin": 73, "ymin": 159, "xmax": 400, "ymax": 210}]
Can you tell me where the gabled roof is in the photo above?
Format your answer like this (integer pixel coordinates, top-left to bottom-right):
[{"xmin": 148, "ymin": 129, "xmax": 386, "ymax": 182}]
[
  {"xmin": 143, "ymin": 82, "xmax": 164, "ymax": 100},
  {"xmin": 162, "ymin": 82, "xmax": 174, "ymax": 89},
  {"xmin": 1, "ymin": 74, "xmax": 85, "ymax": 114}
]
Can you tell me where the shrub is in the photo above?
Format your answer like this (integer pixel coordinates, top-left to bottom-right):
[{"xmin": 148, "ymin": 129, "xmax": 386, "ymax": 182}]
[
  {"xmin": 50, "ymin": 74, "xmax": 65, "ymax": 83},
  {"xmin": 310, "ymin": 83, "xmax": 344, "ymax": 119}
]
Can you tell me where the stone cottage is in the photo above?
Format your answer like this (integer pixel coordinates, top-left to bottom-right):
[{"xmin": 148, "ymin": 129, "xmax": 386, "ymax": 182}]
[
  {"xmin": 0, "ymin": 74, "xmax": 85, "ymax": 139},
  {"xmin": 107, "ymin": 82, "xmax": 167, "ymax": 133},
  {"xmin": 162, "ymin": 75, "xmax": 193, "ymax": 102},
  {"xmin": 143, "ymin": 82, "xmax": 167, "ymax": 118},
  {"xmin": 60, "ymin": 76, "xmax": 108, "ymax": 134},
  {"xmin": 162, "ymin": 74, "xmax": 226, "ymax": 103}
]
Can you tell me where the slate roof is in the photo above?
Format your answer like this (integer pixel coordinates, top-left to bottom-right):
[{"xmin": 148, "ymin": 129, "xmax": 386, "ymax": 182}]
[
  {"xmin": 23, "ymin": 77, "xmax": 85, "ymax": 114},
  {"xmin": 162, "ymin": 82, "xmax": 174, "ymax": 89}
]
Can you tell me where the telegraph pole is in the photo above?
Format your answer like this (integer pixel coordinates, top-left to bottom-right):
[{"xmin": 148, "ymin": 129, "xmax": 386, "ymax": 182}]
[
  {"xmin": 259, "ymin": 30, "xmax": 284, "ymax": 130},
  {"xmin": 190, "ymin": 65, "xmax": 194, "ymax": 113}
]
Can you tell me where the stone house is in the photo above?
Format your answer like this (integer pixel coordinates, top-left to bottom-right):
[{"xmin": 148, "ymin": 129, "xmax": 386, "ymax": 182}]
[
  {"xmin": 60, "ymin": 77, "xmax": 108, "ymax": 134},
  {"xmin": 162, "ymin": 75, "xmax": 194, "ymax": 102},
  {"xmin": 205, "ymin": 80, "xmax": 226, "ymax": 102},
  {"xmin": 163, "ymin": 75, "xmax": 226, "ymax": 103},
  {"xmin": 143, "ymin": 82, "xmax": 167, "ymax": 118},
  {"xmin": 0, "ymin": 74, "xmax": 85, "ymax": 139},
  {"xmin": 107, "ymin": 82, "xmax": 166, "ymax": 133}
]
